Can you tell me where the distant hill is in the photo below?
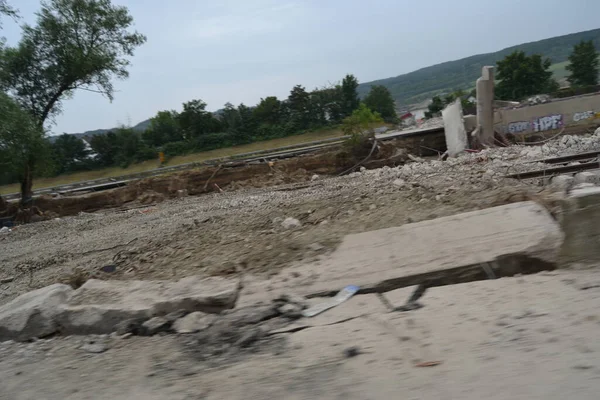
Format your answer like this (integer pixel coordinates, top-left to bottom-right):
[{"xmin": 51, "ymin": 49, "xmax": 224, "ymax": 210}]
[
  {"xmin": 63, "ymin": 118, "xmax": 151, "ymax": 141},
  {"xmin": 358, "ymin": 28, "xmax": 600, "ymax": 106}
]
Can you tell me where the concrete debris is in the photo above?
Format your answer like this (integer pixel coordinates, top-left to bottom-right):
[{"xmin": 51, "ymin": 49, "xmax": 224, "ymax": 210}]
[
  {"xmin": 173, "ymin": 312, "xmax": 217, "ymax": 334},
  {"xmin": 560, "ymin": 187, "xmax": 600, "ymax": 267},
  {"xmin": 81, "ymin": 340, "xmax": 108, "ymax": 354},
  {"xmin": 392, "ymin": 179, "xmax": 406, "ymax": 188},
  {"xmin": 442, "ymin": 99, "xmax": 468, "ymax": 157},
  {"xmin": 141, "ymin": 317, "xmax": 171, "ymax": 336},
  {"xmin": 574, "ymin": 171, "xmax": 600, "ymax": 185},
  {"xmin": 281, "ymin": 217, "xmax": 302, "ymax": 230},
  {"xmin": 0, "ymin": 276, "xmax": 238, "ymax": 341},
  {"xmin": 301, "ymin": 202, "xmax": 564, "ymax": 296},
  {"xmin": 0, "ymin": 284, "xmax": 73, "ymax": 341},
  {"xmin": 56, "ymin": 276, "xmax": 238, "ymax": 336},
  {"xmin": 548, "ymin": 175, "xmax": 574, "ymax": 194}
]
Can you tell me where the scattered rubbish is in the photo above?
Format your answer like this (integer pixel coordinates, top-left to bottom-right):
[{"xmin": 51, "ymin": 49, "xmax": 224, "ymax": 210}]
[
  {"xmin": 415, "ymin": 361, "xmax": 442, "ymax": 368},
  {"xmin": 99, "ymin": 264, "xmax": 117, "ymax": 273},
  {"xmin": 139, "ymin": 207, "xmax": 157, "ymax": 214},
  {"xmin": 302, "ymin": 285, "xmax": 359, "ymax": 317},
  {"xmin": 0, "ymin": 227, "xmax": 11, "ymax": 235},
  {"xmin": 0, "ymin": 276, "xmax": 14, "ymax": 284},
  {"xmin": 343, "ymin": 346, "xmax": 362, "ymax": 358}
]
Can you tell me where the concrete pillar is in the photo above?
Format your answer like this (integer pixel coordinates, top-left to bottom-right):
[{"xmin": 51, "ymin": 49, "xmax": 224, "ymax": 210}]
[
  {"xmin": 559, "ymin": 187, "xmax": 600, "ymax": 267},
  {"xmin": 476, "ymin": 66, "xmax": 495, "ymax": 146}
]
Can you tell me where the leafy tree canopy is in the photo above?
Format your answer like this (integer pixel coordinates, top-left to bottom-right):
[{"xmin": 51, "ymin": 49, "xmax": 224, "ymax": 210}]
[
  {"xmin": 364, "ymin": 85, "xmax": 397, "ymax": 123},
  {"xmin": 495, "ymin": 50, "xmax": 559, "ymax": 100},
  {"xmin": 566, "ymin": 40, "xmax": 599, "ymax": 87}
]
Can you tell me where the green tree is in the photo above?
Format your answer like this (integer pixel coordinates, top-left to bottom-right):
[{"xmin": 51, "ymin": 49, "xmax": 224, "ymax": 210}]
[
  {"xmin": 495, "ymin": 51, "xmax": 559, "ymax": 100},
  {"xmin": 90, "ymin": 131, "xmax": 118, "ymax": 166},
  {"xmin": 51, "ymin": 133, "xmax": 89, "ymax": 174},
  {"xmin": 221, "ymin": 102, "xmax": 241, "ymax": 136},
  {"xmin": 342, "ymin": 103, "xmax": 383, "ymax": 137},
  {"xmin": 237, "ymin": 103, "xmax": 257, "ymax": 141},
  {"xmin": 0, "ymin": 92, "xmax": 49, "ymax": 203},
  {"xmin": 0, "ymin": 0, "xmax": 146, "ymax": 202},
  {"xmin": 566, "ymin": 40, "xmax": 599, "ymax": 87},
  {"xmin": 0, "ymin": 0, "xmax": 17, "ymax": 27},
  {"xmin": 253, "ymin": 96, "xmax": 282, "ymax": 126},
  {"xmin": 287, "ymin": 85, "xmax": 311, "ymax": 130},
  {"xmin": 177, "ymin": 99, "xmax": 222, "ymax": 139},
  {"xmin": 341, "ymin": 74, "xmax": 360, "ymax": 117},
  {"xmin": 143, "ymin": 110, "xmax": 181, "ymax": 147},
  {"xmin": 364, "ymin": 85, "xmax": 397, "ymax": 123},
  {"xmin": 424, "ymin": 95, "xmax": 445, "ymax": 119}
]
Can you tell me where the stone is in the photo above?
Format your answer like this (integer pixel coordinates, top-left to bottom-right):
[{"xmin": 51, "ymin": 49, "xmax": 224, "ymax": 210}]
[
  {"xmin": 113, "ymin": 319, "xmax": 144, "ymax": 335},
  {"xmin": 57, "ymin": 276, "xmax": 238, "ymax": 335},
  {"xmin": 574, "ymin": 171, "xmax": 600, "ymax": 185},
  {"xmin": 548, "ymin": 175, "xmax": 574, "ymax": 194},
  {"xmin": 308, "ymin": 243, "xmax": 324, "ymax": 252},
  {"xmin": 442, "ymin": 99, "xmax": 468, "ymax": 157},
  {"xmin": 173, "ymin": 312, "xmax": 216, "ymax": 334},
  {"xmin": 560, "ymin": 187, "xmax": 600, "ymax": 266},
  {"xmin": 81, "ymin": 341, "xmax": 108, "ymax": 354},
  {"xmin": 277, "ymin": 303, "xmax": 303, "ymax": 319},
  {"xmin": 300, "ymin": 202, "xmax": 563, "ymax": 296},
  {"xmin": 392, "ymin": 179, "xmax": 406, "ymax": 188},
  {"xmin": 311, "ymin": 174, "xmax": 320, "ymax": 181},
  {"xmin": 0, "ymin": 284, "xmax": 73, "ymax": 342},
  {"xmin": 281, "ymin": 217, "xmax": 302, "ymax": 229},
  {"xmin": 141, "ymin": 317, "xmax": 171, "ymax": 336}
]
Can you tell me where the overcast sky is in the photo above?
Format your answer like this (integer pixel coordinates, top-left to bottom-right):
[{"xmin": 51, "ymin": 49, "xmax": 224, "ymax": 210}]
[{"xmin": 2, "ymin": 0, "xmax": 599, "ymax": 134}]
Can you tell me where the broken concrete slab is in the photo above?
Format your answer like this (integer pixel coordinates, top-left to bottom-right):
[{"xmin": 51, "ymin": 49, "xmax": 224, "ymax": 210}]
[
  {"xmin": 0, "ymin": 284, "xmax": 73, "ymax": 341},
  {"xmin": 173, "ymin": 312, "xmax": 216, "ymax": 334},
  {"xmin": 559, "ymin": 186, "xmax": 600, "ymax": 267},
  {"xmin": 58, "ymin": 276, "xmax": 239, "ymax": 335},
  {"xmin": 300, "ymin": 201, "xmax": 563, "ymax": 296},
  {"xmin": 442, "ymin": 99, "xmax": 468, "ymax": 157}
]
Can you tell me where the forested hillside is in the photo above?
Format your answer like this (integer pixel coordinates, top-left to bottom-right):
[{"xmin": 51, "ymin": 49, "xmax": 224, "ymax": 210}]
[{"xmin": 358, "ymin": 28, "xmax": 600, "ymax": 105}]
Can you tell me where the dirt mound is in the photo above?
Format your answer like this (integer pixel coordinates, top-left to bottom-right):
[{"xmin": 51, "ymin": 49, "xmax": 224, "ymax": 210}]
[{"xmin": 25, "ymin": 146, "xmax": 412, "ymax": 218}]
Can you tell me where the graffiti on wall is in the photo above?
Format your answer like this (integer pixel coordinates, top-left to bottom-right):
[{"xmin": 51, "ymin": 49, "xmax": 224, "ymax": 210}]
[
  {"xmin": 572, "ymin": 110, "xmax": 600, "ymax": 122},
  {"xmin": 532, "ymin": 114, "xmax": 563, "ymax": 132},
  {"xmin": 507, "ymin": 121, "xmax": 530, "ymax": 134}
]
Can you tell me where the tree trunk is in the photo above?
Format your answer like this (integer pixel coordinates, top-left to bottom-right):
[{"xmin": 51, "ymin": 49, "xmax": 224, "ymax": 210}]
[{"xmin": 20, "ymin": 164, "xmax": 33, "ymax": 207}]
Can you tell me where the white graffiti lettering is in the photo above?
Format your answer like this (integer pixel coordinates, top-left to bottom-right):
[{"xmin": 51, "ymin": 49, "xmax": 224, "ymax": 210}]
[
  {"xmin": 507, "ymin": 121, "xmax": 529, "ymax": 134},
  {"xmin": 573, "ymin": 111, "xmax": 595, "ymax": 122},
  {"xmin": 532, "ymin": 114, "xmax": 563, "ymax": 132}
]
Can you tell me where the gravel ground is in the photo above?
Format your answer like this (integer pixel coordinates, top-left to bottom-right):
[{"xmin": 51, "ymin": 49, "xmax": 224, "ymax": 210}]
[
  {"xmin": 2, "ymin": 129, "xmax": 600, "ymax": 398},
  {"xmin": 5, "ymin": 127, "xmax": 600, "ymax": 304}
]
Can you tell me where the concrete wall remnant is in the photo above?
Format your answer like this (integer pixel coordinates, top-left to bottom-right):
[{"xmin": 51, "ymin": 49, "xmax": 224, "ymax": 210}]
[
  {"xmin": 496, "ymin": 92, "xmax": 600, "ymax": 135},
  {"xmin": 442, "ymin": 99, "xmax": 468, "ymax": 157},
  {"xmin": 476, "ymin": 66, "xmax": 495, "ymax": 146},
  {"xmin": 532, "ymin": 114, "xmax": 563, "ymax": 132}
]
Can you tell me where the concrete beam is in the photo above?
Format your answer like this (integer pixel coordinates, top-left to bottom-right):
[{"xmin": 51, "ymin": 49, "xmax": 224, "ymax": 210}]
[{"xmin": 295, "ymin": 202, "xmax": 563, "ymax": 296}]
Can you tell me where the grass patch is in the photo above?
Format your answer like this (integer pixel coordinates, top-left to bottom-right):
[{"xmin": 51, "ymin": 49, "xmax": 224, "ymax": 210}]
[{"xmin": 0, "ymin": 125, "xmax": 387, "ymax": 195}]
